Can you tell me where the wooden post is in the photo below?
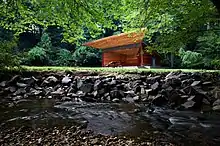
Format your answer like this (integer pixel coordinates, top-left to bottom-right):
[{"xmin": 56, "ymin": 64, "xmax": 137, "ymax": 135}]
[
  {"xmin": 140, "ymin": 43, "xmax": 144, "ymax": 66},
  {"xmin": 102, "ymin": 52, "xmax": 104, "ymax": 67}
]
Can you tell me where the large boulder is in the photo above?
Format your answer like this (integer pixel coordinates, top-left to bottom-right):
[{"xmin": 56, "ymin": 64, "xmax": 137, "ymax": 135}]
[
  {"xmin": 151, "ymin": 82, "xmax": 159, "ymax": 90},
  {"xmin": 62, "ymin": 76, "xmax": 72, "ymax": 84},
  {"xmin": 181, "ymin": 100, "xmax": 196, "ymax": 109},
  {"xmin": 79, "ymin": 83, "xmax": 93, "ymax": 93},
  {"xmin": 152, "ymin": 94, "xmax": 168, "ymax": 106},
  {"xmin": 94, "ymin": 80, "xmax": 102, "ymax": 91}
]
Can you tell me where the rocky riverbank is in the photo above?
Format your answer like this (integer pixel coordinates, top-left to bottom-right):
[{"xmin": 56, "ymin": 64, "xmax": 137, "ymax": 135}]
[
  {"xmin": 0, "ymin": 70, "xmax": 220, "ymax": 112},
  {"xmin": 0, "ymin": 70, "xmax": 220, "ymax": 146},
  {"xmin": 0, "ymin": 125, "xmax": 176, "ymax": 146}
]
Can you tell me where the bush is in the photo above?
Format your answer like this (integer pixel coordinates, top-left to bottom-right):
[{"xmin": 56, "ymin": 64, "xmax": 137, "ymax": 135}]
[
  {"xmin": 0, "ymin": 40, "xmax": 19, "ymax": 68},
  {"xmin": 24, "ymin": 46, "xmax": 49, "ymax": 66},
  {"xmin": 179, "ymin": 48, "xmax": 203, "ymax": 68},
  {"xmin": 54, "ymin": 49, "xmax": 73, "ymax": 66},
  {"xmin": 73, "ymin": 46, "xmax": 101, "ymax": 67},
  {"xmin": 196, "ymin": 30, "xmax": 220, "ymax": 69}
]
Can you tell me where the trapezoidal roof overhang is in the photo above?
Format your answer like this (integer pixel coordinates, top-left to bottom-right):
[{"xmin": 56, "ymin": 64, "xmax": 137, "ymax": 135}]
[{"xmin": 82, "ymin": 30, "xmax": 145, "ymax": 49}]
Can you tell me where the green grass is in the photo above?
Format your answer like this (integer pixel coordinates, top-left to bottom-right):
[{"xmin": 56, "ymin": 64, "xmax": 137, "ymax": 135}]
[{"xmin": 21, "ymin": 66, "xmax": 220, "ymax": 73}]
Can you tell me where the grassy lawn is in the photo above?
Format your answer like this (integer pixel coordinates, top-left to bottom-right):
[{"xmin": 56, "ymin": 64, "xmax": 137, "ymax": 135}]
[{"xmin": 21, "ymin": 66, "xmax": 220, "ymax": 73}]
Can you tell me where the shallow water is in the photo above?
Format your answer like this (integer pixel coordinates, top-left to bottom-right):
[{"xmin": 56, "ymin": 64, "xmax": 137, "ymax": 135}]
[{"xmin": 0, "ymin": 99, "xmax": 220, "ymax": 145}]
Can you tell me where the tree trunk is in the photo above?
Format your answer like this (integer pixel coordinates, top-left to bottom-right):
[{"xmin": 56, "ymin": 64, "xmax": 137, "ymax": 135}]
[{"xmin": 211, "ymin": 0, "xmax": 220, "ymax": 14}]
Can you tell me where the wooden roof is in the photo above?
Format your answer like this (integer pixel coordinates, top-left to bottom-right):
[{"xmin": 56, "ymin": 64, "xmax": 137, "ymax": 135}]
[{"xmin": 83, "ymin": 31, "xmax": 145, "ymax": 49}]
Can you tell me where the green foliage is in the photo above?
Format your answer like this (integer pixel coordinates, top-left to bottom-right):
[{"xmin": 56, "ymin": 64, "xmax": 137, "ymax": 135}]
[
  {"xmin": 38, "ymin": 33, "xmax": 52, "ymax": 50},
  {"xmin": 0, "ymin": 0, "xmax": 123, "ymax": 43},
  {"xmin": 54, "ymin": 49, "xmax": 73, "ymax": 66},
  {"xmin": 0, "ymin": 39, "xmax": 19, "ymax": 68},
  {"xmin": 24, "ymin": 46, "xmax": 49, "ymax": 66},
  {"xmin": 179, "ymin": 48, "xmax": 203, "ymax": 68},
  {"xmin": 196, "ymin": 29, "xmax": 220, "ymax": 69},
  {"xmin": 73, "ymin": 46, "xmax": 101, "ymax": 67},
  {"xmin": 122, "ymin": 0, "xmax": 218, "ymax": 53}
]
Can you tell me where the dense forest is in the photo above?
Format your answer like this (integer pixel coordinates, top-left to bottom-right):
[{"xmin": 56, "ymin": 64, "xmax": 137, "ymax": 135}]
[{"xmin": 1, "ymin": 0, "xmax": 220, "ymax": 69}]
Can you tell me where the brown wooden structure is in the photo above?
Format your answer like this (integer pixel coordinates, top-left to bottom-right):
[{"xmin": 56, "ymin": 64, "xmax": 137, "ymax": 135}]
[{"xmin": 83, "ymin": 31, "xmax": 161, "ymax": 67}]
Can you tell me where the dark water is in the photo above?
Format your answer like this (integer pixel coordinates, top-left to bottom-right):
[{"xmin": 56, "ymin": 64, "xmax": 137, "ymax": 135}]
[{"xmin": 1, "ymin": 99, "xmax": 220, "ymax": 145}]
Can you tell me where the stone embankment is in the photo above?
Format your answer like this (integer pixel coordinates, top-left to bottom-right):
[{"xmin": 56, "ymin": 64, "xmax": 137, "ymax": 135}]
[{"xmin": 0, "ymin": 71, "xmax": 220, "ymax": 112}]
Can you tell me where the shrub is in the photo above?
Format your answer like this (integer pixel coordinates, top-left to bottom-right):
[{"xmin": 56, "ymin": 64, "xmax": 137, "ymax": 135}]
[
  {"xmin": 24, "ymin": 46, "xmax": 49, "ymax": 66},
  {"xmin": 54, "ymin": 49, "xmax": 73, "ymax": 66},
  {"xmin": 73, "ymin": 46, "xmax": 101, "ymax": 67},
  {"xmin": 179, "ymin": 48, "xmax": 203, "ymax": 68},
  {"xmin": 0, "ymin": 40, "xmax": 19, "ymax": 68}
]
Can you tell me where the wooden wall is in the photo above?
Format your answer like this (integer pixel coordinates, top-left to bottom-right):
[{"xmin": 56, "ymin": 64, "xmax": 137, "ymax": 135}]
[
  {"xmin": 143, "ymin": 52, "xmax": 161, "ymax": 66},
  {"xmin": 102, "ymin": 46, "xmax": 161, "ymax": 67},
  {"xmin": 103, "ymin": 52, "xmax": 126, "ymax": 66}
]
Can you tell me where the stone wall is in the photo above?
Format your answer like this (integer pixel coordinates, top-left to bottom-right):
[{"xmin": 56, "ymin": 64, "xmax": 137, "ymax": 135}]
[{"xmin": 0, "ymin": 71, "xmax": 220, "ymax": 112}]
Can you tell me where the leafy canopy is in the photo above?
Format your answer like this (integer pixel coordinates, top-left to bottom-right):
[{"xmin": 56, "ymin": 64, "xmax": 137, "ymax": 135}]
[
  {"xmin": 0, "ymin": 0, "xmax": 123, "ymax": 43},
  {"xmin": 122, "ymin": 0, "xmax": 218, "ymax": 52}
]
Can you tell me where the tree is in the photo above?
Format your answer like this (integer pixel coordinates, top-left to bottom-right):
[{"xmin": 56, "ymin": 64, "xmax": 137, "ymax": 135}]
[
  {"xmin": 122, "ymin": 0, "xmax": 219, "ymax": 53},
  {"xmin": 0, "ymin": 0, "xmax": 123, "ymax": 43}
]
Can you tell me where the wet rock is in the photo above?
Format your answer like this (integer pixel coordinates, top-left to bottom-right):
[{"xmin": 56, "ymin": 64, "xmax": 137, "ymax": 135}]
[
  {"xmin": 112, "ymin": 98, "xmax": 120, "ymax": 102},
  {"xmin": 47, "ymin": 76, "xmax": 58, "ymax": 83},
  {"xmin": 124, "ymin": 90, "xmax": 135, "ymax": 95},
  {"xmin": 62, "ymin": 76, "xmax": 71, "ymax": 84},
  {"xmin": 94, "ymin": 80, "xmax": 102, "ymax": 90},
  {"xmin": 13, "ymin": 88, "xmax": 26, "ymax": 95},
  {"xmin": 151, "ymin": 82, "xmax": 159, "ymax": 90},
  {"xmin": 109, "ymin": 79, "xmax": 117, "ymax": 85},
  {"xmin": 191, "ymin": 81, "xmax": 201, "ymax": 87},
  {"xmin": 202, "ymin": 81, "xmax": 212, "ymax": 86},
  {"xmin": 12, "ymin": 96, "xmax": 22, "ymax": 101},
  {"xmin": 123, "ymin": 97, "xmax": 134, "ymax": 103},
  {"xmin": 16, "ymin": 82, "xmax": 28, "ymax": 88},
  {"xmin": 168, "ymin": 90, "xmax": 182, "ymax": 105},
  {"xmin": 80, "ymin": 83, "xmax": 93, "ymax": 93},
  {"xmin": 133, "ymin": 96, "xmax": 140, "ymax": 101},
  {"xmin": 187, "ymin": 94, "xmax": 203, "ymax": 108},
  {"xmin": 0, "ymin": 81, "xmax": 6, "ymax": 87},
  {"xmin": 8, "ymin": 75, "xmax": 20, "ymax": 84},
  {"xmin": 106, "ymin": 96, "xmax": 111, "ymax": 101},
  {"xmin": 140, "ymin": 87, "xmax": 145, "ymax": 94},
  {"xmin": 5, "ymin": 86, "xmax": 16, "ymax": 93},
  {"xmin": 152, "ymin": 94, "xmax": 167, "ymax": 106},
  {"xmin": 97, "ymin": 88, "xmax": 106, "ymax": 95},
  {"xmin": 147, "ymin": 75, "xmax": 161, "ymax": 82},
  {"xmin": 212, "ymin": 105, "xmax": 220, "ymax": 111},
  {"xmin": 110, "ymin": 90, "xmax": 124, "ymax": 99},
  {"xmin": 165, "ymin": 71, "xmax": 176, "ymax": 80},
  {"xmin": 51, "ymin": 88, "xmax": 64, "ymax": 95},
  {"xmin": 61, "ymin": 97, "xmax": 72, "ymax": 101},
  {"xmin": 182, "ymin": 86, "xmax": 196, "ymax": 95},
  {"xmin": 77, "ymin": 79, "xmax": 83, "ymax": 89},
  {"xmin": 21, "ymin": 77, "xmax": 36, "ymax": 85},
  {"xmin": 134, "ymin": 86, "xmax": 141, "ymax": 93},
  {"xmin": 90, "ymin": 138, "xmax": 99, "ymax": 145},
  {"xmin": 76, "ymin": 91, "xmax": 86, "ymax": 97},
  {"xmin": 211, "ymin": 87, "xmax": 220, "ymax": 99},
  {"xmin": 30, "ymin": 89, "xmax": 43, "ymax": 96},
  {"xmin": 92, "ymin": 90, "xmax": 98, "ymax": 97},
  {"xmin": 202, "ymin": 98, "xmax": 210, "ymax": 105},
  {"xmin": 213, "ymin": 99, "xmax": 220, "ymax": 106},
  {"xmin": 182, "ymin": 100, "xmax": 196, "ymax": 109},
  {"xmin": 145, "ymin": 89, "xmax": 153, "ymax": 96}
]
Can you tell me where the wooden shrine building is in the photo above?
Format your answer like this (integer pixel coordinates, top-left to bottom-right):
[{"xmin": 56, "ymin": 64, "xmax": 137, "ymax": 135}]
[{"xmin": 83, "ymin": 31, "xmax": 161, "ymax": 67}]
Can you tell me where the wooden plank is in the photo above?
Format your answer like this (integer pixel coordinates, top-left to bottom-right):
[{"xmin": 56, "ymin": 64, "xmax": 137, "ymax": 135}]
[
  {"xmin": 103, "ymin": 43, "xmax": 141, "ymax": 53},
  {"xmin": 83, "ymin": 31, "xmax": 145, "ymax": 49}
]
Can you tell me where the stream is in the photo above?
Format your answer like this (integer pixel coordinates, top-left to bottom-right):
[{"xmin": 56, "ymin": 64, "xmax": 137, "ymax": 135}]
[{"xmin": 1, "ymin": 99, "xmax": 220, "ymax": 145}]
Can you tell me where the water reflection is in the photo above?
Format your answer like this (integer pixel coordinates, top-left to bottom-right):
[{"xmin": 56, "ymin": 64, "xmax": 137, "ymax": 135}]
[{"xmin": 0, "ymin": 99, "xmax": 220, "ymax": 145}]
